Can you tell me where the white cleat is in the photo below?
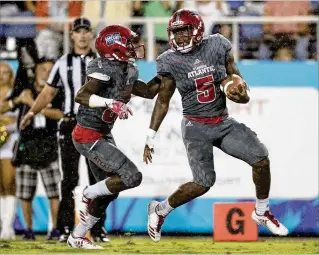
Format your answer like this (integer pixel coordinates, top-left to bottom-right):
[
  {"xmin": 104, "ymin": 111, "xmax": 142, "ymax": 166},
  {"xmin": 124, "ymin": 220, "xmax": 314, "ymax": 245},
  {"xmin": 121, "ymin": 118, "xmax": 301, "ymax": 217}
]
[
  {"xmin": 252, "ymin": 210, "xmax": 289, "ymax": 236},
  {"xmin": 67, "ymin": 233, "xmax": 103, "ymax": 249},
  {"xmin": 147, "ymin": 201, "xmax": 165, "ymax": 242}
]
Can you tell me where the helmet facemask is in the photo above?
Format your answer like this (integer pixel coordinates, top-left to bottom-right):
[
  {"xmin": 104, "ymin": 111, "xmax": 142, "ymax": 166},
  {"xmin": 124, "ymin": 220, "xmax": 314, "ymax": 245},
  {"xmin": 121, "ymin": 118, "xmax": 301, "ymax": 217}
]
[
  {"xmin": 126, "ymin": 37, "xmax": 145, "ymax": 60},
  {"xmin": 169, "ymin": 25, "xmax": 195, "ymax": 53},
  {"xmin": 111, "ymin": 36, "xmax": 145, "ymax": 62}
]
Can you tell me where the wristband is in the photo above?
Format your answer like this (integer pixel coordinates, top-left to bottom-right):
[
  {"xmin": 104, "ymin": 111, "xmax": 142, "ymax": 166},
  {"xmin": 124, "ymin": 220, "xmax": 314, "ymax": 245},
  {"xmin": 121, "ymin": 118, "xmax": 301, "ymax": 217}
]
[
  {"xmin": 147, "ymin": 129, "xmax": 157, "ymax": 139},
  {"xmin": 146, "ymin": 129, "xmax": 156, "ymax": 149},
  {"xmin": 146, "ymin": 136, "xmax": 155, "ymax": 149},
  {"xmin": 89, "ymin": 94, "xmax": 113, "ymax": 108}
]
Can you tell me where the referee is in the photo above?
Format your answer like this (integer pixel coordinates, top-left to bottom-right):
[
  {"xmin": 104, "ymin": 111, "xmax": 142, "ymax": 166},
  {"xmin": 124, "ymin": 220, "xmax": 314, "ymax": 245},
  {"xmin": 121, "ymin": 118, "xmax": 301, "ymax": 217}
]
[{"xmin": 20, "ymin": 17, "xmax": 109, "ymax": 243}]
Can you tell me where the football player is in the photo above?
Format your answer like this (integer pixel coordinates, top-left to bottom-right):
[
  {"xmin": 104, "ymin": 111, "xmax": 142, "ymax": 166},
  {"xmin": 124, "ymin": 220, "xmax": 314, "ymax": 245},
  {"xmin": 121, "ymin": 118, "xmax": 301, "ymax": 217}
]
[
  {"xmin": 143, "ymin": 9, "xmax": 288, "ymax": 242},
  {"xmin": 68, "ymin": 25, "xmax": 160, "ymax": 249},
  {"xmin": 59, "ymin": 25, "xmax": 159, "ymax": 249}
]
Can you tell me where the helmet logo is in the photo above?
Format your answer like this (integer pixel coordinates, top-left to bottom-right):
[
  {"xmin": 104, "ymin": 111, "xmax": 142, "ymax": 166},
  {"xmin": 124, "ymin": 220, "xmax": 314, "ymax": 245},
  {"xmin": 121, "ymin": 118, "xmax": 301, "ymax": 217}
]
[
  {"xmin": 106, "ymin": 32, "xmax": 122, "ymax": 46},
  {"xmin": 172, "ymin": 20, "xmax": 184, "ymax": 26}
]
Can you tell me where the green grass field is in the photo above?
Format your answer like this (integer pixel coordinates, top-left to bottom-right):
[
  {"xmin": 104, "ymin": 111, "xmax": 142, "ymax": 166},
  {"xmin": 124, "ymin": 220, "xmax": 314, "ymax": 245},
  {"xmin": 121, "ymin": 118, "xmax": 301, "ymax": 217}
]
[{"xmin": 0, "ymin": 236, "xmax": 318, "ymax": 254}]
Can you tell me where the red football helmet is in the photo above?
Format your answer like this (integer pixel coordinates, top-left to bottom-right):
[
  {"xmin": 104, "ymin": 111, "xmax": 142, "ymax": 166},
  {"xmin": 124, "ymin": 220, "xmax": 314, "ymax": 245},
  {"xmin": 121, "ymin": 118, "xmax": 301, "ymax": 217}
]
[
  {"xmin": 95, "ymin": 25, "xmax": 143, "ymax": 61},
  {"xmin": 167, "ymin": 9, "xmax": 205, "ymax": 53}
]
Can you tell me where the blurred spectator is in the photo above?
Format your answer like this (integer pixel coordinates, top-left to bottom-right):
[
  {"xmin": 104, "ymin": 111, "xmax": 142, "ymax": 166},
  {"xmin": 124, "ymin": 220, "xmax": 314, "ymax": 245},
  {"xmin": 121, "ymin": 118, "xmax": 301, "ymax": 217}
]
[
  {"xmin": 274, "ymin": 47, "xmax": 294, "ymax": 61},
  {"xmin": 5, "ymin": 49, "xmax": 38, "ymax": 113},
  {"xmin": 132, "ymin": 1, "xmax": 144, "ymax": 35},
  {"xmin": 2, "ymin": 59, "xmax": 63, "ymax": 240},
  {"xmin": 0, "ymin": 1, "xmax": 37, "ymax": 60},
  {"xmin": 264, "ymin": 1, "xmax": 311, "ymax": 36},
  {"xmin": 0, "ymin": 62, "xmax": 18, "ymax": 240},
  {"xmin": 0, "ymin": 1, "xmax": 33, "ymax": 12},
  {"xmin": 105, "ymin": 1, "xmax": 132, "ymax": 26},
  {"xmin": 183, "ymin": 0, "xmax": 231, "ymax": 36},
  {"xmin": 295, "ymin": 36, "xmax": 311, "ymax": 60},
  {"xmin": 83, "ymin": 0, "xmax": 132, "ymax": 34},
  {"xmin": 238, "ymin": 1, "xmax": 265, "ymax": 59},
  {"xmin": 135, "ymin": 1, "xmax": 183, "ymax": 57},
  {"xmin": 33, "ymin": 1, "xmax": 83, "ymax": 59},
  {"xmin": 309, "ymin": 3, "xmax": 319, "ymax": 59},
  {"xmin": 219, "ymin": 24, "xmax": 232, "ymax": 40},
  {"xmin": 262, "ymin": 1, "xmax": 312, "ymax": 60},
  {"xmin": 131, "ymin": 1, "xmax": 147, "ymax": 59},
  {"xmin": 241, "ymin": 1, "xmax": 264, "ymax": 16},
  {"xmin": 226, "ymin": 0, "xmax": 244, "ymax": 14}
]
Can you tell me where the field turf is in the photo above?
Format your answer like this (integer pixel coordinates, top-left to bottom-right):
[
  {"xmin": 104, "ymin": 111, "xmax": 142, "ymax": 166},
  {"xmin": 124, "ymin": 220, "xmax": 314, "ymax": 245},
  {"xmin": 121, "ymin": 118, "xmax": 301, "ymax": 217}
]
[{"xmin": 0, "ymin": 236, "xmax": 318, "ymax": 254}]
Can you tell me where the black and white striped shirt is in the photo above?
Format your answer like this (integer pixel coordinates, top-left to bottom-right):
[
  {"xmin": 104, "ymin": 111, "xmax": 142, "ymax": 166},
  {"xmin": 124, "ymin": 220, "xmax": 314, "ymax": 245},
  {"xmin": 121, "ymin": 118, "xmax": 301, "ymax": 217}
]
[{"xmin": 47, "ymin": 51, "xmax": 96, "ymax": 115}]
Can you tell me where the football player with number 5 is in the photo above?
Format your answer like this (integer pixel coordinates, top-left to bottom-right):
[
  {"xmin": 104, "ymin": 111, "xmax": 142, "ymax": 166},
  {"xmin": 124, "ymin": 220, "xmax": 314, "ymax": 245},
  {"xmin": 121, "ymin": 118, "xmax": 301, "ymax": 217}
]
[{"xmin": 143, "ymin": 9, "xmax": 288, "ymax": 242}]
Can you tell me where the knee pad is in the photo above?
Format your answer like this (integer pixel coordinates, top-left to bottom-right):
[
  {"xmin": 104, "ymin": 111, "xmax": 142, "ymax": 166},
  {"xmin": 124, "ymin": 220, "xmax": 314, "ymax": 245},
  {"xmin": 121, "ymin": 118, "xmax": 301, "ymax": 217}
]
[
  {"xmin": 117, "ymin": 160, "xmax": 143, "ymax": 188},
  {"xmin": 124, "ymin": 171, "xmax": 142, "ymax": 188},
  {"xmin": 194, "ymin": 170, "xmax": 216, "ymax": 188}
]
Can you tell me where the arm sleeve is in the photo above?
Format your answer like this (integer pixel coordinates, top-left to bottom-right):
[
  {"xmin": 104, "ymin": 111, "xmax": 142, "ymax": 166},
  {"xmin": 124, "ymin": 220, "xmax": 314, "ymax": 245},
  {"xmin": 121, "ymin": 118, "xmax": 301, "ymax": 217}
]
[{"xmin": 47, "ymin": 59, "xmax": 62, "ymax": 88}]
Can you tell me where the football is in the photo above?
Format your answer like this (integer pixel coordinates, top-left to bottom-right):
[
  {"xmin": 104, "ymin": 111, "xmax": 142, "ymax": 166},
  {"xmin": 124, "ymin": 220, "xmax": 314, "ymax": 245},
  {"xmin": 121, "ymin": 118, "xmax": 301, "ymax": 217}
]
[{"xmin": 221, "ymin": 74, "xmax": 249, "ymax": 103}]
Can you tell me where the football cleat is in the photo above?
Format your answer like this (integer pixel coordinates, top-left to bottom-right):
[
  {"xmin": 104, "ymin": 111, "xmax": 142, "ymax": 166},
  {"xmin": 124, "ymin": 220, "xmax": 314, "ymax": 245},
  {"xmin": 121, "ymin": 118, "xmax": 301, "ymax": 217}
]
[
  {"xmin": 147, "ymin": 201, "xmax": 165, "ymax": 242},
  {"xmin": 67, "ymin": 233, "xmax": 103, "ymax": 249},
  {"xmin": 59, "ymin": 227, "xmax": 70, "ymax": 243},
  {"xmin": 92, "ymin": 227, "xmax": 110, "ymax": 243},
  {"xmin": 252, "ymin": 210, "xmax": 288, "ymax": 236}
]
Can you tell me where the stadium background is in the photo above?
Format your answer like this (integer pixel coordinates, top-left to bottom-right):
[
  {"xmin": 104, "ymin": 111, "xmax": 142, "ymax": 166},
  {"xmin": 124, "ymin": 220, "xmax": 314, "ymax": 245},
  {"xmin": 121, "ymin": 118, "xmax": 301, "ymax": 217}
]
[{"xmin": 1, "ymin": 0, "xmax": 318, "ymax": 237}]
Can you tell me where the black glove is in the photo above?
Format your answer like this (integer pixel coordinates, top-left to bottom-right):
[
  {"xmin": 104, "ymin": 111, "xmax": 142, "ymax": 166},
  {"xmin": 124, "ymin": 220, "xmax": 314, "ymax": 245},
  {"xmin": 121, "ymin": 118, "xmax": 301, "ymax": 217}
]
[{"xmin": 59, "ymin": 113, "xmax": 77, "ymax": 135}]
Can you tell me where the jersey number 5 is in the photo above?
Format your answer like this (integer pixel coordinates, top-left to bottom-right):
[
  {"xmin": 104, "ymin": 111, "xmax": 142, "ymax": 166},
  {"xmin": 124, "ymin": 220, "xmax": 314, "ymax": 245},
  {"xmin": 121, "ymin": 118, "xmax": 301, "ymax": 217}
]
[
  {"xmin": 195, "ymin": 75, "xmax": 216, "ymax": 103},
  {"xmin": 102, "ymin": 109, "xmax": 117, "ymax": 123}
]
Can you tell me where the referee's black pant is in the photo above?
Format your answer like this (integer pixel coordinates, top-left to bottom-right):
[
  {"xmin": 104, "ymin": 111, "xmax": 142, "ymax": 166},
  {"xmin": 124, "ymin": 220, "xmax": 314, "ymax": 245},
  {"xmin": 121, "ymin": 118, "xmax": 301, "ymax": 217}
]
[{"xmin": 56, "ymin": 118, "xmax": 106, "ymax": 235}]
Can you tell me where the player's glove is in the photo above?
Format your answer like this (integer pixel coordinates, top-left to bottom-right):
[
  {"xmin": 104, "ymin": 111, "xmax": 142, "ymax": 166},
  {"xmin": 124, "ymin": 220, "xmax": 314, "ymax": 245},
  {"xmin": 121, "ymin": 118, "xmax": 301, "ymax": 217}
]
[{"xmin": 106, "ymin": 100, "xmax": 133, "ymax": 120}]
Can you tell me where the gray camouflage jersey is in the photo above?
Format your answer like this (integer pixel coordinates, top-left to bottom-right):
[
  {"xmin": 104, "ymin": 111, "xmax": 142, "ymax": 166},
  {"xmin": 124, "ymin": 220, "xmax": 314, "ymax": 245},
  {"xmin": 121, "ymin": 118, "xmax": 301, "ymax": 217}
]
[
  {"xmin": 76, "ymin": 57, "xmax": 139, "ymax": 133},
  {"xmin": 157, "ymin": 34, "xmax": 232, "ymax": 117}
]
